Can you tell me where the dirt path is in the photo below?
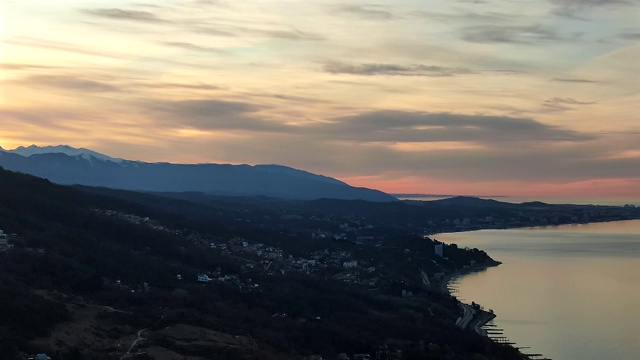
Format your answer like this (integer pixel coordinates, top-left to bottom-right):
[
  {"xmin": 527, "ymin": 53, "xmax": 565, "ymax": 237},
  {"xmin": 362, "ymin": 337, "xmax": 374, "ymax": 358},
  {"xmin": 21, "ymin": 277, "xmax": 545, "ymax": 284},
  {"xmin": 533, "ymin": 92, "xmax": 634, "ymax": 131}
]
[{"xmin": 120, "ymin": 328, "xmax": 147, "ymax": 360}]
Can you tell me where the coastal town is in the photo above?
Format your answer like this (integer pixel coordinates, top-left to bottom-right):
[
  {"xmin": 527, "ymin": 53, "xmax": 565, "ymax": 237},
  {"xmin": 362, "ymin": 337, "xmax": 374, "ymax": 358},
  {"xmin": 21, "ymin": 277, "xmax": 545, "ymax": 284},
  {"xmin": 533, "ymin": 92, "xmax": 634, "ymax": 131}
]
[{"xmin": 92, "ymin": 209, "xmax": 451, "ymax": 294}]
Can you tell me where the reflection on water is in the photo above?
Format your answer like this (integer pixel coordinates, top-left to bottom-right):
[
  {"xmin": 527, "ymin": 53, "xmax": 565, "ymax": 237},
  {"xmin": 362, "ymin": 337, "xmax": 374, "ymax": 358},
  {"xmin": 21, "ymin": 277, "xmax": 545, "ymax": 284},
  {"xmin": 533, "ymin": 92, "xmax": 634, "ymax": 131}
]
[{"xmin": 436, "ymin": 220, "xmax": 640, "ymax": 360}]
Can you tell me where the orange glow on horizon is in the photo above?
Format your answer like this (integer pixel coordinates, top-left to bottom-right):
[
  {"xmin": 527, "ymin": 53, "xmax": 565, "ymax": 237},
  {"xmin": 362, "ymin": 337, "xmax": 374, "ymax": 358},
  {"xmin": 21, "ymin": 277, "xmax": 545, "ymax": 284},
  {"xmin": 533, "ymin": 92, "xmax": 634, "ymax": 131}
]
[{"xmin": 341, "ymin": 174, "xmax": 640, "ymax": 199}]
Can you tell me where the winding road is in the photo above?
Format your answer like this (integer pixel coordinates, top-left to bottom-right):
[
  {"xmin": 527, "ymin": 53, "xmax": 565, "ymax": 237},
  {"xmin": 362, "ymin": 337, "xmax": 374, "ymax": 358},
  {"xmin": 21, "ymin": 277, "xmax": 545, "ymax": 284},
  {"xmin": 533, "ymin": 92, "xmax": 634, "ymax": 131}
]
[{"xmin": 456, "ymin": 303, "xmax": 476, "ymax": 329}]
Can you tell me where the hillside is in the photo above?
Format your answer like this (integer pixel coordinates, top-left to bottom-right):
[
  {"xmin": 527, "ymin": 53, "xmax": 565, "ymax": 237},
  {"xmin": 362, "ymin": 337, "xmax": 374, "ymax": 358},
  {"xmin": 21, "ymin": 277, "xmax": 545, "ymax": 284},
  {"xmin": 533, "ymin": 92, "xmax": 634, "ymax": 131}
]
[
  {"xmin": 87, "ymin": 190, "xmax": 640, "ymax": 237},
  {"xmin": 0, "ymin": 168, "xmax": 527, "ymax": 360}
]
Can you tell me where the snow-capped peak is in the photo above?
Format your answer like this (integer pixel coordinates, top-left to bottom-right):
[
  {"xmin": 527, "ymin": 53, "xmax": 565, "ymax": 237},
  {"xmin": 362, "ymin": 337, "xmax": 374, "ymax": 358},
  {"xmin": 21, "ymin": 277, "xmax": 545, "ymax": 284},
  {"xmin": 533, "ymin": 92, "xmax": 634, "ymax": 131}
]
[{"xmin": 8, "ymin": 145, "xmax": 124, "ymax": 163}]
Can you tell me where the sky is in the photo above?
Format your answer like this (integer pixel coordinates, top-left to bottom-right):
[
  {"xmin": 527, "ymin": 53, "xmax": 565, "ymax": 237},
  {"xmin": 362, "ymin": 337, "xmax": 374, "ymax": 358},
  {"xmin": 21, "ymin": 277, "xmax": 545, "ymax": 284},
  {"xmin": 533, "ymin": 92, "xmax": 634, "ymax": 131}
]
[{"xmin": 0, "ymin": 0, "xmax": 639, "ymax": 199}]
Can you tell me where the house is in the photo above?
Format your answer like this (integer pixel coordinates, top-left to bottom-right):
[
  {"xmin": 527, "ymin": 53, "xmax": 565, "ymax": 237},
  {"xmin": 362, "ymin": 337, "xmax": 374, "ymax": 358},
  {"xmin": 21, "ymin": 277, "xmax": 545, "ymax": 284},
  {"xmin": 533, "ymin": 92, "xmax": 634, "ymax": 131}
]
[
  {"xmin": 0, "ymin": 235, "xmax": 8, "ymax": 251},
  {"xmin": 434, "ymin": 244, "xmax": 444, "ymax": 257},
  {"xmin": 197, "ymin": 274, "xmax": 210, "ymax": 282},
  {"xmin": 343, "ymin": 260, "xmax": 358, "ymax": 269},
  {"xmin": 30, "ymin": 355, "xmax": 51, "ymax": 360},
  {"xmin": 353, "ymin": 354, "xmax": 371, "ymax": 360}
]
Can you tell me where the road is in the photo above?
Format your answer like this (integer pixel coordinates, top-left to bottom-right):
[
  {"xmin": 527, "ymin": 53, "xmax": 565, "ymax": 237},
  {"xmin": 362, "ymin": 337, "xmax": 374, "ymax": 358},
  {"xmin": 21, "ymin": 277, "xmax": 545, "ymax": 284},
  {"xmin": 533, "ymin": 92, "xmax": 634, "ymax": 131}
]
[
  {"xmin": 120, "ymin": 328, "xmax": 147, "ymax": 360},
  {"xmin": 456, "ymin": 303, "xmax": 476, "ymax": 330}
]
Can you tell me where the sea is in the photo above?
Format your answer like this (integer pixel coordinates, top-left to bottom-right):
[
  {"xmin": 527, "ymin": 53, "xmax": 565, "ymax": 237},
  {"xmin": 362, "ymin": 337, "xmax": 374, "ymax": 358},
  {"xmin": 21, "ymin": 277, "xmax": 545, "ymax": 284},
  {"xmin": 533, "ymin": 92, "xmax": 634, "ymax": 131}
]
[{"xmin": 435, "ymin": 219, "xmax": 640, "ymax": 360}]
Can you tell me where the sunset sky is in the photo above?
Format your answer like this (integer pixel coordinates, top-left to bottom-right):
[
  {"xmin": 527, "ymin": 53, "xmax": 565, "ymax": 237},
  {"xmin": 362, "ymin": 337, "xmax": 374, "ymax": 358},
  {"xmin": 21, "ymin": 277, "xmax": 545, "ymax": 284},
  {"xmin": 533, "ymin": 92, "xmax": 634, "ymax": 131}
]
[{"xmin": 1, "ymin": 0, "xmax": 639, "ymax": 198}]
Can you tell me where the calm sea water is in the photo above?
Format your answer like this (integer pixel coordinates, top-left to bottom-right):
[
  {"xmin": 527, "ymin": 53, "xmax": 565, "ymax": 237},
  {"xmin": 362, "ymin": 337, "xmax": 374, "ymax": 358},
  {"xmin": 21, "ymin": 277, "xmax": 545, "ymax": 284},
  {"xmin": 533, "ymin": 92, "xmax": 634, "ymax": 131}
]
[{"xmin": 436, "ymin": 220, "xmax": 640, "ymax": 360}]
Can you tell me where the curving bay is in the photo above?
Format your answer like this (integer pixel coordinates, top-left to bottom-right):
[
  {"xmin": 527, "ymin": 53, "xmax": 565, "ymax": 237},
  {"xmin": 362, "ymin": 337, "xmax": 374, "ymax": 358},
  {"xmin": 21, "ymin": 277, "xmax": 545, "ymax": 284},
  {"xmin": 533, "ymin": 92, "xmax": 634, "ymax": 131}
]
[{"xmin": 436, "ymin": 220, "xmax": 640, "ymax": 360}]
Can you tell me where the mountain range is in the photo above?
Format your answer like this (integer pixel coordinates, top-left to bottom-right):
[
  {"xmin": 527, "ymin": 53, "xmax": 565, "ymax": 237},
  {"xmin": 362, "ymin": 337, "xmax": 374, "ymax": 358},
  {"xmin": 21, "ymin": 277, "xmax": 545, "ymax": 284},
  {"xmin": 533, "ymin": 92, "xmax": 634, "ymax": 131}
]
[{"xmin": 0, "ymin": 145, "xmax": 396, "ymax": 202}]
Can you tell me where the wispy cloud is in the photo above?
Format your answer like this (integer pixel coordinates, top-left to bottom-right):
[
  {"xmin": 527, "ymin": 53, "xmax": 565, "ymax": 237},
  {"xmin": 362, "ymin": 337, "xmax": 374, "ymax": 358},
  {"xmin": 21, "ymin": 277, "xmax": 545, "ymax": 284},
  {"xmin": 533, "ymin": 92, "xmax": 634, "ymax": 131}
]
[
  {"xmin": 20, "ymin": 75, "xmax": 120, "ymax": 93},
  {"xmin": 81, "ymin": 8, "xmax": 168, "ymax": 23},
  {"xmin": 552, "ymin": 78, "xmax": 599, "ymax": 83},
  {"xmin": 461, "ymin": 25, "xmax": 565, "ymax": 44},
  {"xmin": 162, "ymin": 42, "xmax": 226, "ymax": 53},
  {"xmin": 323, "ymin": 62, "xmax": 475, "ymax": 77},
  {"xmin": 6, "ymin": 37, "xmax": 136, "ymax": 61},
  {"xmin": 317, "ymin": 110, "xmax": 595, "ymax": 143},
  {"xmin": 542, "ymin": 97, "xmax": 596, "ymax": 111},
  {"xmin": 146, "ymin": 99, "xmax": 287, "ymax": 132},
  {"xmin": 333, "ymin": 5, "xmax": 395, "ymax": 20},
  {"xmin": 0, "ymin": 63, "xmax": 62, "ymax": 71},
  {"xmin": 410, "ymin": 10, "xmax": 513, "ymax": 23},
  {"xmin": 550, "ymin": 0, "xmax": 635, "ymax": 17},
  {"xmin": 253, "ymin": 28, "xmax": 325, "ymax": 41},
  {"xmin": 619, "ymin": 32, "xmax": 640, "ymax": 40}
]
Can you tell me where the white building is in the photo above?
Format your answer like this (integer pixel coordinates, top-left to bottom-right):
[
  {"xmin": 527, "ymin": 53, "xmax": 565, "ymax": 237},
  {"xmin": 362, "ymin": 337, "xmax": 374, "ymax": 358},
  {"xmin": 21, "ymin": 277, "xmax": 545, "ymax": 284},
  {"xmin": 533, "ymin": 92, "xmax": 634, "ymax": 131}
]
[
  {"xmin": 343, "ymin": 260, "xmax": 358, "ymax": 269},
  {"xmin": 434, "ymin": 244, "xmax": 444, "ymax": 257}
]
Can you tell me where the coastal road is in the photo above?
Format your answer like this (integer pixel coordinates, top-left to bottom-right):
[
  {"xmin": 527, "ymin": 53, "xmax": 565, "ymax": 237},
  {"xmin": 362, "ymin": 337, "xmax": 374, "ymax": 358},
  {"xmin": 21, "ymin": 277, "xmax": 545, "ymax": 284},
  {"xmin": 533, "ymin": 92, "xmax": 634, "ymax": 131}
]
[{"xmin": 457, "ymin": 303, "xmax": 476, "ymax": 329}]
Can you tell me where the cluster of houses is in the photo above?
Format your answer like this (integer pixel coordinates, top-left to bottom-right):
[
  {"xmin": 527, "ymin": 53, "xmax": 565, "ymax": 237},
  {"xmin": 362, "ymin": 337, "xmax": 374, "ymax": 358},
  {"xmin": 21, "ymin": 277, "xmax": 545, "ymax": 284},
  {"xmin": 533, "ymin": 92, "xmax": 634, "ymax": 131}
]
[
  {"xmin": 197, "ymin": 238, "xmax": 386, "ymax": 290},
  {"xmin": 93, "ymin": 209, "xmax": 176, "ymax": 234},
  {"xmin": 93, "ymin": 209, "xmax": 426, "ymax": 296},
  {"xmin": 0, "ymin": 229, "xmax": 15, "ymax": 252},
  {"xmin": 305, "ymin": 349, "xmax": 404, "ymax": 360}
]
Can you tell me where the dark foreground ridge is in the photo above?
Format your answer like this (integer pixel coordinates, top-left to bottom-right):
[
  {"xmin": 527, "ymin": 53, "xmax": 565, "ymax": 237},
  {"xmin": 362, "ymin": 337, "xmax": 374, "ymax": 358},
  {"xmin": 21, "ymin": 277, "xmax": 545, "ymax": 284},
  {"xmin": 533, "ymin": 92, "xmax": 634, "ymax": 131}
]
[{"xmin": 0, "ymin": 167, "xmax": 532, "ymax": 359}]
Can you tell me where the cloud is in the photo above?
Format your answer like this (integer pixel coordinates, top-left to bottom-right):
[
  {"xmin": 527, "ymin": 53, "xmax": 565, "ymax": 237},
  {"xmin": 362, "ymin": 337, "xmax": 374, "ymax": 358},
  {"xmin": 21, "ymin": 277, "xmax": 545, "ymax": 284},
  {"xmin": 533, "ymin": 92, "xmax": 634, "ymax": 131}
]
[
  {"xmin": 189, "ymin": 24, "xmax": 323, "ymax": 41},
  {"xmin": 147, "ymin": 99, "xmax": 288, "ymax": 132},
  {"xmin": 135, "ymin": 82, "xmax": 224, "ymax": 91},
  {"xmin": 7, "ymin": 37, "xmax": 218, "ymax": 70},
  {"xmin": 619, "ymin": 32, "xmax": 640, "ymax": 40},
  {"xmin": 167, "ymin": 126, "xmax": 640, "ymax": 184},
  {"xmin": 0, "ymin": 107, "xmax": 89, "ymax": 130},
  {"xmin": 19, "ymin": 75, "xmax": 120, "ymax": 93},
  {"xmin": 552, "ymin": 0, "xmax": 630, "ymax": 7},
  {"xmin": 81, "ymin": 8, "xmax": 167, "ymax": 23},
  {"xmin": 0, "ymin": 63, "xmax": 62, "ymax": 71},
  {"xmin": 410, "ymin": 10, "xmax": 513, "ymax": 23},
  {"xmin": 542, "ymin": 97, "xmax": 596, "ymax": 111},
  {"xmin": 187, "ymin": 0, "xmax": 228, "ymax": 7},
  {"xmin": 254, "ymin": 28, "xmax": 324, "ymax": 41},
  {"xmin": 312, "ymin": 110, "xmax": 594, "ymax": 144},
  {"xmin": 322, "ymin": 62, "xmax": 475, "ymax": 77},
  {"xmin": 550, "ymin": 0, "xmax": 634, "ymax": 17},
  {"xmin": 551, "ymin": 78, "xmax": 599, "ymax": 83},
  {"xmin": 162, "ymin": 42, "xmax": 226, "ymax": 53},
  {"xmin": 461, "ymin": 25, "xmax": 564, "ymax": 44},
  {"xmin": 6, "ymin": 37, "xmax": 136, "ymax": 61},
  {"xmin": 134, "ymin": 100, "xmax": 594, "ymax": 147},
  {"xmin": 333, "ymin": 5, "xmax": 395, "ymax": 20}
]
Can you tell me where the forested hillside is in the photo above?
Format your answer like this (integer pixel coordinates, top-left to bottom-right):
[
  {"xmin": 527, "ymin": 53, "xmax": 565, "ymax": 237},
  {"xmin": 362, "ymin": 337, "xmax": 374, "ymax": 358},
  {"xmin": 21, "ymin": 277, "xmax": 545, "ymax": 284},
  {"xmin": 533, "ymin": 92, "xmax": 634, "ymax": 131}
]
[{"xmin": 0, "ymin": 168, "xmax": 524, "ymax": 360}]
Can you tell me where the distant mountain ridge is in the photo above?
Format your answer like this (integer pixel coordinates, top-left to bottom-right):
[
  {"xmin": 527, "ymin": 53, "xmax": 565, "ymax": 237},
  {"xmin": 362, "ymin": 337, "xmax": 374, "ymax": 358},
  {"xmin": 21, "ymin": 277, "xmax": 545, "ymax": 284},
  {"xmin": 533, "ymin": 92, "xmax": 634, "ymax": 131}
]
[
  {"xmin": 5, "ymin": 144, "xmax": 125, "ymax": 163},
  {"xmin": 0, "ymin": 145, "xmax": 396, "ymax": 202}
]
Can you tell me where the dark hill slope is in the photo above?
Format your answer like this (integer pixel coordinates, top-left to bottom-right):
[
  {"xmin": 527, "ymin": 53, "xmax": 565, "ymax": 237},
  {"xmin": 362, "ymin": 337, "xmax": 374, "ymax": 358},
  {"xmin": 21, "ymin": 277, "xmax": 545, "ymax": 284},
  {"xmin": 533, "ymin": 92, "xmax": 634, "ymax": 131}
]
[{"xmin": 0, "ymin": 168, "xmax": 525, "ymax": 360}]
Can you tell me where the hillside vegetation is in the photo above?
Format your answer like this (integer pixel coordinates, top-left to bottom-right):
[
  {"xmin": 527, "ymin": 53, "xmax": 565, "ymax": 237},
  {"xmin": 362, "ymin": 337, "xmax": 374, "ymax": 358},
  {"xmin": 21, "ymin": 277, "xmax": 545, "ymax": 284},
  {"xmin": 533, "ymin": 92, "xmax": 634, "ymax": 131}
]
[{"xmin": 0, "ymin": 168, "xmax": 525, "ymax": 359}]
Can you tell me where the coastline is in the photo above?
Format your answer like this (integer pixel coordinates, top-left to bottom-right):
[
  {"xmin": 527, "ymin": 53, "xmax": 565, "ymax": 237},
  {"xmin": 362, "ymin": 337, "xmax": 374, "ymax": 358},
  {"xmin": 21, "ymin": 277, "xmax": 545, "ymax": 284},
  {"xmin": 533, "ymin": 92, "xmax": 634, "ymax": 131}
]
[
  {"xmin": 433, "ymin": 220, "xmax": 640, "ymax": 360},
  {"xmin": 440, "ymin": 261, "xmax": 540, "ymax": 358},
  {"xmin": 439, "ymin": 260, "xmax": 501, "ymax": 336},
  {"xmin": 425, "ymin": 216, "xmax": 640, "ymax": 237}
]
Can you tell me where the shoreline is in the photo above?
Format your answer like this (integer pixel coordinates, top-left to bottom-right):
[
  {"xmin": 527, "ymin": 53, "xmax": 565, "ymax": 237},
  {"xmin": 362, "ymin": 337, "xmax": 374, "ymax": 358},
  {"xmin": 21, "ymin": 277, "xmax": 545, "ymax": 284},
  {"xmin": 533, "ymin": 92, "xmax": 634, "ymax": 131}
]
[
  {"xmin": 439, "ymin": 260, "xmax": 501, "ymax": 296},
  {"xmin": 439, "ymin": 260, "xmax": 501, "ymax": 337},
  {"xmin": 426, "ymin": 216, "xmax": 640, "ymax": 237},
  {"xmin": 439, "ymin": 261, "xmax": 539, "ymax": 358}
]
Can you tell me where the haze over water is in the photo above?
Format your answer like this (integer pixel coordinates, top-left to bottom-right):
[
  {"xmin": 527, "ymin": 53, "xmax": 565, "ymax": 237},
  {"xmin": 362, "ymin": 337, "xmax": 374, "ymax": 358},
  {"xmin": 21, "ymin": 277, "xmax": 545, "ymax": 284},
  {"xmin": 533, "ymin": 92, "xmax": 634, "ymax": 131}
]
[{"xmin": 436, "ymin": 220, "xmax": 640, "ymax": 360}]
